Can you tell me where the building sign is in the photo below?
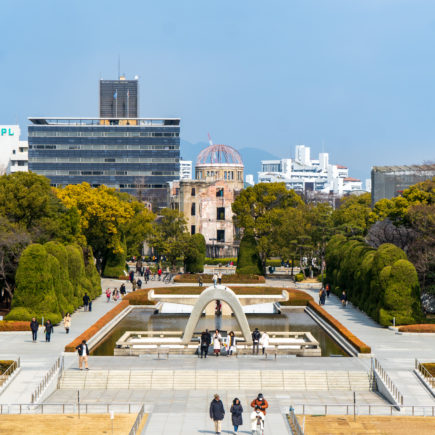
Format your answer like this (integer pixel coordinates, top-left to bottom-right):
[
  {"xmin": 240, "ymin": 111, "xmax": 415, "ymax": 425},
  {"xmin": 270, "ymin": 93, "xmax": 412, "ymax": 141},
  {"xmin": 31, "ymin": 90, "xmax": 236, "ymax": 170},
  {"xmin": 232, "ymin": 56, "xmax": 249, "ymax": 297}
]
[{"xmin": 1, "ymin": 128, "xmax": 15, "ymax": 136}]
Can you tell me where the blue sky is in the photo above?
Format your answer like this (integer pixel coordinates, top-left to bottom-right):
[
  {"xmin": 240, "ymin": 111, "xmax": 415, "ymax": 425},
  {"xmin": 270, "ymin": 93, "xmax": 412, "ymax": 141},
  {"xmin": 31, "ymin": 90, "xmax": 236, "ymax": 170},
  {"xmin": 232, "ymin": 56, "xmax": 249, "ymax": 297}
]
[{"xmin": 1, "ymin": 0, "xmax": 434, "ymax": 181}]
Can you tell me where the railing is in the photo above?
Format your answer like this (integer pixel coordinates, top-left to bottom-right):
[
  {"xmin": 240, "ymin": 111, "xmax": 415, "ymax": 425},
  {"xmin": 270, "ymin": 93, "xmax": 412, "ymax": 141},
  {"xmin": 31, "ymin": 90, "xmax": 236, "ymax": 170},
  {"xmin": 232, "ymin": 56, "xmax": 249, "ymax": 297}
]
[
  {"xmin": 288, "ymin": 406, "xmax": 304, "ymax": 434},
  {"xmin": 291, "ymin": 403, "xmax": 435, "ymax": 416},
  {"xmin": 372, "ymin": 357, "xmax": 404, "ymax": 406},
  {"xmin": 31, "ymin": 356, "xmax": 63, "ymax": 403},
  {"xmin": 0, "ymin": 358, "xmax": 20, "ymax": 389},
  {"xmin": 128, "ymin": 404, "xmax": 146, "ymax": 435},
  {"xmin": 415, "ymin": 359, "xmax": 435, "ymax": 390},
  {"xmin": 0, "ymin": 402, "xmax": 144, "ymax": 415}
]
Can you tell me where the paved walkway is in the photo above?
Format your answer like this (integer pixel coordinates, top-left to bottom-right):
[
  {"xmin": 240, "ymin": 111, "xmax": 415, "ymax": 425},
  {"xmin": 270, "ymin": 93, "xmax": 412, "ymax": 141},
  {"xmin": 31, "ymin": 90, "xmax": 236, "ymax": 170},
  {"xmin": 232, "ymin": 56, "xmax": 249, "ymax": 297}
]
[{"xmin": 286, "ymin": 282, "xmax": 435, "ymax": 406}]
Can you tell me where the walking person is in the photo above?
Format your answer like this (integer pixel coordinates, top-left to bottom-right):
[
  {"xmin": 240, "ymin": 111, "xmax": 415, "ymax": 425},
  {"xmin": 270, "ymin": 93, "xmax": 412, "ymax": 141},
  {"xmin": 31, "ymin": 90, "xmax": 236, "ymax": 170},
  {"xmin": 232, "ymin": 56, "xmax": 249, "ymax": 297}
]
[
  {"xmin": 198, "ymin": 275, "xmax": 203, "ymax": 287},
  {"xmin": 228, "ymin": 331, "xmax": 237, "ymax": 356},
  {"xmin": 230, "ymin": 398, "xmax": 243, "ymax": 433},
  {"xmin": 157, "ymin": 268, "xmax": 162, "ymax": 280},
  {"xmin": 209, "ymin": 394, "xmax": 225, "ymax": 435},
  {"xmin": 213, "ymin": 329, "xmax": 222, "ymax": 357},
  {"xmin": 120, "ymin": 283, "xmax": 126, "ymax": 296},
  {"xmin": 218, "ymin": 271, "xmax": 222, "ymax": 285},
  {"xmin": 30, "ymin": 317, "xmax": 39, "ymax": 342},
  {"xmin": 326, "ymin": 283, "xmax": 331, "ymax": 298},
  {"xmin": 145, "ymin": 267, "xmax": 150, "ymax": 283},
  {"xmin": 252, "ymin": 328, "xmax": 260, "ymax": 355},
  {"xmin": 200, "ymin": 330, "xmax": 211, "ymax": 358},
  {"xmin": 319, "ymin": 288, "xmax": 326, "ymax": 305},
  {"xmin": 63, "ymin": 313, "xmax": 71, "ymax": 334},
  {"xmin": 82, "ymin": 292, "xmax": 90, "ymax": 311},
  {"xmin": 340, "ymin": 290, "xmax": 348, "ymax": 307},
  {"xmin": 106, "ymin": 288, "xmax": 111, "ymax": 302},
  {"xmin": 76, "ymin": 339, "xmax": 90, "ymax": 370},
  {"xmin": 137, "ymin": 278, "xmax": 142, "ymax": 289},
  {"xmin": 250, "ymin": 393, "xmax": 268, "ymax": 416},
  {"xmin": 213, "ymin": 273, "xmax": 218, "ymax": 287},
  {"xmin": 250, "ymin": 406, "xmax": 265, "ymax": 434},
  {"xmin": 44, "ymin": 319, "xmax": 54, "ymax": 342},
  {"xmin": 129, "ymin": 269, "xmax": 134, "ymax": 282},
  {"xmin": 260, "ymin": 331, "xmax": 270, "ymax": 355}
]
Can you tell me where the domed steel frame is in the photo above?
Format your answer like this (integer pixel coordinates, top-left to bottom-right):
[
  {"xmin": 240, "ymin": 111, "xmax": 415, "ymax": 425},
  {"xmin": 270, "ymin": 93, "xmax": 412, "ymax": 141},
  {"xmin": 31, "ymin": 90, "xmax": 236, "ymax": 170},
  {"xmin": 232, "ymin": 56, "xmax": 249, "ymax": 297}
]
[{"xmin": 196, "ymin": 144, "xmax": 243, "ymax": 166}]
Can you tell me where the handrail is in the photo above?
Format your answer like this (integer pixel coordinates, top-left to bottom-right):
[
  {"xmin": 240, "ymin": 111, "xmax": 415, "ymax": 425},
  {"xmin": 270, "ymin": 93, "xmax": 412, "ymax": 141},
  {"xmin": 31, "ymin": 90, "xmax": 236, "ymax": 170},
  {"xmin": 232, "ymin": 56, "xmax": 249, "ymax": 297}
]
[
  {"xmin": 288, "ymin": 406, "xmax": 304, "ymax": 434},
  {"xmin": 291, "ymin": 403, "xmax": 435, "ymax": 416},
  {"xmin": 415, "ymin": 359, "xmax": 435, "ymax": 389},
  {"xmin": 372, "ymin": 357, "xmax": 404, "ymax": 406},
  {"xmin": 128, "ymin": 404, "xmax": 145, "ymax": 435},
  {"xmin": 0, "ymin": 402, "xmax": 144, "ymax": 415},
  {"xmin": 30, "ymin": 356, "xmax": 63, "ymax": 403},
  {"xmin": 0, "ymin": 358, "xmax": 20, "ymax": 387}
]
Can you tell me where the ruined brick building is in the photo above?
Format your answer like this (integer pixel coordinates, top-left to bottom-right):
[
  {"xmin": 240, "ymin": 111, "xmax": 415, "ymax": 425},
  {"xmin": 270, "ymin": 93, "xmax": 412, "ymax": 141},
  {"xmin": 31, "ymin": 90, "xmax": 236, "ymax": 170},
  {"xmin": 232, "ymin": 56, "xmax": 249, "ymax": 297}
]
[{"xmin": 169, "ymin": 143, "xmax": 244, "ymax": 257}]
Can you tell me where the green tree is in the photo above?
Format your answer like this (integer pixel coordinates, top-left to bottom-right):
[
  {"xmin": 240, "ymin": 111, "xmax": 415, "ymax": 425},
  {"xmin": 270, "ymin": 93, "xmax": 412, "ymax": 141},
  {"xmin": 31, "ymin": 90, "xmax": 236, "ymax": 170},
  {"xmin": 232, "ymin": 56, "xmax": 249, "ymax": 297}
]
[
  {"xmin": 185, "ymin": 233, "xmax": 206, "ymax": 273},
  {"xmin": 147, "ymin": 208, "xmax": 189, "ymax": 270},
  {"xmin": 236, "ymin": 234, "xmax": 263, "ymax": 275},
  {"xmin": 332, "ymin": 192, "xmax": 371, "ymax": 236}
]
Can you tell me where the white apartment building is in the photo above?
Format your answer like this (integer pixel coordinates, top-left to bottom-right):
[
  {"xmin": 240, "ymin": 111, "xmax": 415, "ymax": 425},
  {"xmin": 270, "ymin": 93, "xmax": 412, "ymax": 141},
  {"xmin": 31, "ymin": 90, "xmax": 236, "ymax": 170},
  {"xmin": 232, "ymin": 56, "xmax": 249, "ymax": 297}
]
[
  {"xmin": 179, "ymin": 159, "xmax": 192, "ymax": 180},
  {"xmin": 258, "ymin": 145, "xmax": 362, "ymax": 195},
  {"xmin": 245, "ymin": 174, "xmax": 254, "ymax": 186},
  {"xmin": 0, "ymin": 125, "xmax": 28, "ymax": 174}
]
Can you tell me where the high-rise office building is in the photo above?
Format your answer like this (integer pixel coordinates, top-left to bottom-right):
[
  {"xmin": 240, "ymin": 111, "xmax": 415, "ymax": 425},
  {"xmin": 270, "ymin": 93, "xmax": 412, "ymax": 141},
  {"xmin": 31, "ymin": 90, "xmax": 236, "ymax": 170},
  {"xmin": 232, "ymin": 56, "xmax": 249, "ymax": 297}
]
[
  {"xmin": 28, "ymin": 117, "xmax": 180, "ymax": 209},
  {"xmin": 99, "ymin": 76, "xmax": 138, "ymax": 118}
]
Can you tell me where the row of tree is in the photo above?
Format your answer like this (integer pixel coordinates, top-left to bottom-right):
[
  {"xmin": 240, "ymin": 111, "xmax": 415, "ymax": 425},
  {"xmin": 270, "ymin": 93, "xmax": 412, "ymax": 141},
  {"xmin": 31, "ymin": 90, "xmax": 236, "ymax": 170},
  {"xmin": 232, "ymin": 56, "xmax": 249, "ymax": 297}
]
[{"xmin": 326, "ymin": 235, "xmax": 421, "ymax": 326}]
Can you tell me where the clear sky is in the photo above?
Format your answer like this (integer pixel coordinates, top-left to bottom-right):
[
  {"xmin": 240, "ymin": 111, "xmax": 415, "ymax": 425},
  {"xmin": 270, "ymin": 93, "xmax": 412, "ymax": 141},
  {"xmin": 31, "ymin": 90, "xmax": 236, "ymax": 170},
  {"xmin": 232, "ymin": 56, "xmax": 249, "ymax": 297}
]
[{"xmin": 1, "ymin": 0, "xmax": 434, "ymax": 181}]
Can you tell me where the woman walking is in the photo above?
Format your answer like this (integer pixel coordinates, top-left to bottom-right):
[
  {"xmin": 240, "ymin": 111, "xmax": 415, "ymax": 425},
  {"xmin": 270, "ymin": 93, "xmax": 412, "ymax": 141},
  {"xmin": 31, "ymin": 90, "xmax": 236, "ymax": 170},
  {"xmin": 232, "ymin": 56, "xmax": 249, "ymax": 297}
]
[
  {"xmin": 228, "ymin": 331, "xmax": 237, "ymax": 356},
  {"xmin": 213, "ymin": 329, "xmax": 222, "ymax": 357},
  {"xmin": 209, "ymin": 393, "xmax": 225, "ymax": 435},
  {"xmin": 63, "ymin": 313, "xmax": 71, "ymax": 334},
  {"xmin": 230, "ymin": 398, "xmax": 243, "ymax": 433},
  {"xmin": 44, "ymin": 319, "xmax": 54, "ymax": 342},
  {"xmin": 106, "ymin": 288, "xmax": 111, "ymax": 302}
]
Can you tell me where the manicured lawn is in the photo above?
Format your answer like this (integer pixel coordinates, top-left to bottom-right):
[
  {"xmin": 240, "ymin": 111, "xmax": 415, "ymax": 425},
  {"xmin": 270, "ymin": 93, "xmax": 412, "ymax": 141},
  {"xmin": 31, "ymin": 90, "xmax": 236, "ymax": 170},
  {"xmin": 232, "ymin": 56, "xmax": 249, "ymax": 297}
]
[{"xmin": 422, "ymin": 363, "xmax": 435, "ymax": 377}]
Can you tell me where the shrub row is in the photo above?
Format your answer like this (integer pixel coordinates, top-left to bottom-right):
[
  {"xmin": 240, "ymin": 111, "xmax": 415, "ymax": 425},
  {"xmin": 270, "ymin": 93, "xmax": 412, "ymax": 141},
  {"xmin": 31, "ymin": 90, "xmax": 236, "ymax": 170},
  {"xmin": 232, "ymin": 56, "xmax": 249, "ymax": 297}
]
[
  {"xmin": 0, "ymin": 321, "xmax": 32, "ymax": 331},
  {"xmin": 279, "ymin": 289, "xmax": 313, "ymax": 306},
  {"xmin": 153, "ymin": 286, "xmax": 284, "ymax": 295},
  {"xmin": 236, "ymin": 234, "xmax": 264, "ymax": 275},
  {"xmin": 326, "ymin": 235, "xmax": 422, "ymax": 326},
  {"xmin": 398, "ymin": 324, "xmax": 435, "ymax": 333},
  {"xmin": 173, "ymin": 274, "xmax": 266, "ymax": 284},
  {"xmin": 308, "ymin": 300, "xmax": 371, "ymax": 353},
  {"xmin": 64, "ymin": 300, "xmax": 129, "ymax": 352},
  {"xmin": 205, "ymin": 258, "xmax": 237, "ymax": 265},
  {"xmin": 6, "ymin": 243, "xmax": 101, "ymax": 324}
]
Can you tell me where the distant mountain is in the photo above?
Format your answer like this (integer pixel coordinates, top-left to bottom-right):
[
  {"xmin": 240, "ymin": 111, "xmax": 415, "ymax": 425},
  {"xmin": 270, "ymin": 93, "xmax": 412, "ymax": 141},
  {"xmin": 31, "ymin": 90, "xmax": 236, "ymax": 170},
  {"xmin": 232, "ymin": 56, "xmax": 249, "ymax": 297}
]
[{"xmin": 180, "ymin": 140, "xmax": 280, "ymax": 181}]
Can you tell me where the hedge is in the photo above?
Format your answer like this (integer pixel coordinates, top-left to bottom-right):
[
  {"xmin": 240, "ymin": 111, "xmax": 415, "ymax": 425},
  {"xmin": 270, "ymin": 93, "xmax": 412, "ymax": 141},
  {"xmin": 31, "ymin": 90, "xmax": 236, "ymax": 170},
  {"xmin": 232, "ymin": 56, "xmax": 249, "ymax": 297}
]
[
  {"xmin": 308, "ymin": 300, "xmax": 371, "ymax": 353},
  {"xmin": 236, "ymin": 234, "xmax": 263, "ymax": 275},
  {"xmin": 279, "ymin": 289, "xmax": 313, "ymax": 306},
  {"xmin": 153, "ymin": 286, "xmax": 285, "ymax": 295},
  {"xmin": 123, "ymin": 290, "xmax": 156, "ymax": 305},
  {"xmin": 325, "ymin": 235, "xmax": 422, "ymax": 326},
  {"xmin": 398, "ymin": 324, "xmax": 435, "ymax": 333},
  {"xmin": 103, "ymin": 240, "xmax": 127, "ymax": 278},
  {"xmin": 185, "ymin": 233, "xmax": 206, "ymax": 273},
  {"xmin": 205, "ymin": 258, "xmax": 237, "ymax": 265},
  {"xmin": 173, "ymin": 274, "xmax": 266, "ymax": 284},
  {"xmin": 0, "ymin": 321, "xmax": 33, "ymax": 331},
  {"xmin": 64, "ymin": 300, "xmax": 129, "ymax": 352}
]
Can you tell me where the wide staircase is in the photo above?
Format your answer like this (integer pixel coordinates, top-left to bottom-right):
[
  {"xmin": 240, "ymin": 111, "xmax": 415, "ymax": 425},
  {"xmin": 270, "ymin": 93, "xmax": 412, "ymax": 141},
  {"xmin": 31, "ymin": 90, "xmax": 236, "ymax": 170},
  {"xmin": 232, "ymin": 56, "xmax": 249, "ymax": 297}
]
[{"xmin": 58, "ymin": 369, "xmax": 376, "ymax": 391}]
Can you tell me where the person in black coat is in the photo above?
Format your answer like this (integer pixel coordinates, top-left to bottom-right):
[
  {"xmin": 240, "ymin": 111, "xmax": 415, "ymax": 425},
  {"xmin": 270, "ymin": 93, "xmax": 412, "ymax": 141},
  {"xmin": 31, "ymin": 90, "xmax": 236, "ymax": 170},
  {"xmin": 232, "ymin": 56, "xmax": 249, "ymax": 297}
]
[
  {"xmin": 83, "ymin": 293, "xmax": 90, "ymax": 311},
  {"xmin": 76, "ymin": 339, "xmax": 90, "ymax": 370},
  {"xmin": 30, "ymin": 317, "xmax": 39, "ymax": 342},
  {"xmin": 44, "ymin": 320, "xmax": 54, "ymax": 342},
  {"xmin": 230, "ymin": 397, "xmax": 243, "ymax": 433},
  {"xmin": 209, "ymin": 394, "xmax": 225, "ymax": 434},
  {"xmin": 200, "ymin": 330, "xmax": 210, "ymax": 358}
]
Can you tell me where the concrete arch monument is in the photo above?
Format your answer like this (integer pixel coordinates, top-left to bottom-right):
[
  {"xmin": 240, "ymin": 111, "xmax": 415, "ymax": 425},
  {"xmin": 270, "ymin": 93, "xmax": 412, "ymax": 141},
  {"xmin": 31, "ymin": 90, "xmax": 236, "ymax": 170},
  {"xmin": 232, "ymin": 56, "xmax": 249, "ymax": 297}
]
[{"xmin": 182, "ymin": 285, "xmax": 252, "ymax": 344}]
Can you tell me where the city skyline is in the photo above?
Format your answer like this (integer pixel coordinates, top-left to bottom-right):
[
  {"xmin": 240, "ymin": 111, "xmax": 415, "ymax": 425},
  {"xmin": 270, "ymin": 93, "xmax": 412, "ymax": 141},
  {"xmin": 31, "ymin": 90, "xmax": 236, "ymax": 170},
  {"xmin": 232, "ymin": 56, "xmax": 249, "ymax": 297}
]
[{"xmin": 1, "ymin": 0, "xmax": 435, "ymax": 183}]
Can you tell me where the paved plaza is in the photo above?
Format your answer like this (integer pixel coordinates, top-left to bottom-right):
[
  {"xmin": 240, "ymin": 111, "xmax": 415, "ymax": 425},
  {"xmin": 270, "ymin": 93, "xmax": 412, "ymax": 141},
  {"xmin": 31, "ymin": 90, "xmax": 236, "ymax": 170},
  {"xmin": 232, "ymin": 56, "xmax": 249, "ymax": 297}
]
[{"xmin": 1, "ymin": 278, "xmax": 435, "ymax": 434}]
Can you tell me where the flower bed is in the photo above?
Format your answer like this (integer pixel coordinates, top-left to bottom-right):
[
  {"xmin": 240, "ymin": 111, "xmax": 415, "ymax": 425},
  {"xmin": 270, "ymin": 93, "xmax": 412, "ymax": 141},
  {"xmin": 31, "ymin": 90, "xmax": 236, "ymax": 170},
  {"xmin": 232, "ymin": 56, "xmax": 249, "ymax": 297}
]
[
  {"xmin": 279, "ymin": 290, "xmax": 313, "ymax": 306},
  {"xmin": 64, "ymin": 301, "xmax": 129, "ymax": 352},
  {"xmin": 153, "ymin": 286, "xmax": 285, "ymax": 295},
  {"xmin": 308, "ymin": 301, "xmax": 371, "ymax": 354},
  {"xmin": 0, "ymin": 321, "xmax": 32, "ymax": 331},
  {"xmin": 123, "ymin": 290, "xmax": 156, "ymax": 305},
  {"xmin": 398, "ymin": 324, "xmax": 435, "ymax": 333},
  {"xmin": 118, "ymin": 275, "xmax": 130, "ymax": 280},
  {"xmin": 174, "ymin": 274, "xmax": 266, "ymax": 284}
]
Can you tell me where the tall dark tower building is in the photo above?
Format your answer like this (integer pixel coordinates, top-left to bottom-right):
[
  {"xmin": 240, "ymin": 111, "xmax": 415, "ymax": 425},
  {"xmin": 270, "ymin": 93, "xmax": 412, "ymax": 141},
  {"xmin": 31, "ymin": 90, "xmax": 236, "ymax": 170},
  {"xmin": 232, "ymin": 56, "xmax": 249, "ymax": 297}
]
[{"xmin": 99, "ymin": 76, "xmax": 138, "ymax": 118}]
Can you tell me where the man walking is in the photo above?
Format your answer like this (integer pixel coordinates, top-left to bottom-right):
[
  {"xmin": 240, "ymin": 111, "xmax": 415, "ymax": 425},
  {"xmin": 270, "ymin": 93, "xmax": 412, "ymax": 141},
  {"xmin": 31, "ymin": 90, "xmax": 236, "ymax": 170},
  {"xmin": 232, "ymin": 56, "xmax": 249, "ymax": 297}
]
[
  {"xmin": 44, "ymin": 319, "xmax": 54, "ymax": 342},
  {"xmin": 76, "ymin": 339, "xmax": 90, "ymax": 370},
  {"xmin": 218, "ymin": 271, "xmax": 222, "ymax": 285},
  {"xmin": 250, "ymin": 393, "xmax": 268, "ymax": 416},
  {"xmin": 252, "ymin": 328, "xmax": 261, "ymax": 355},
  {"xmin": 30, "ymin": 317, "xmax": 39, "ymax": 342},
  {"xmin": 200, "ymin": 330, "xmax": 211, "ymax": 358},
  {"xmin": 210, "ymin": 393, "xmax": 225, "ymax": 434},
  {"xmin": 83, "ymin": 293, "xmax": 90, "ymax": 311},
  {"xmin": 213, "ymin": 273, "xmax": 218, "ymax": 287}
]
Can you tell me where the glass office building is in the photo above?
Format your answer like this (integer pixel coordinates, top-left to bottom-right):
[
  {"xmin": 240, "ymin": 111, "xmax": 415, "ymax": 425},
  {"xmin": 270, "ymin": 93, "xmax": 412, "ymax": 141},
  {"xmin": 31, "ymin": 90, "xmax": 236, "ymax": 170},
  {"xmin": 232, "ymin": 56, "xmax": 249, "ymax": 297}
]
[{"xmin": 28, "ymin": 117, "xmax": 180, "ymax": 208}]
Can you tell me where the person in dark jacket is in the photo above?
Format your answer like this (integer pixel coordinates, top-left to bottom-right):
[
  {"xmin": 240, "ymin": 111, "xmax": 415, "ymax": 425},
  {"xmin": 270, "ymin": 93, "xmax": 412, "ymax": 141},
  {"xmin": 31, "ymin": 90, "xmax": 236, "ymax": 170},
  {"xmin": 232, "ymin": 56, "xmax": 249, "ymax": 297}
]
[
  {"xmin": 200, "ymin": 330, "xmax": 211, "ymax": 358},
  {"xmin": 209, "ymin": 394, "xmax": 225, "ymax": 434},
  {"xmin": 83, "ymin": 293, "xmax": 90, "ymax": 311},
  {"xmin": 30, "ymin": 317, "xmax": 39, "ymax": 342},
  {"xmin": 76, "ymin": 339, "xmax": 90, "ymax": 370},
  {"xmin": 230, "ymin": 397, "xmax": 243, "ymax": 432},
  {"xmin": 252, "ymin": 328, "xmax": 261, "ymax": 354},
  {"xmin": 44, "ymin": 320, "xmax": 54, "ymax": 342},
  {"xmin": 340, "ymin": 290, "xmax": 348, "ymax": 307}
]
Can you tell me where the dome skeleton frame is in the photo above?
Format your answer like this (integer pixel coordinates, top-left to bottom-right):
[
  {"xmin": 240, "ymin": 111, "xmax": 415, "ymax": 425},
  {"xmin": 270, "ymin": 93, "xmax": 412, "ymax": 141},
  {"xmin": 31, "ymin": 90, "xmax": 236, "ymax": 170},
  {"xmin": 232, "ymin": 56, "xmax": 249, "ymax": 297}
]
[{"xmin": 196, "ymin": 144, "xmax": 243, "ymax": 166}]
